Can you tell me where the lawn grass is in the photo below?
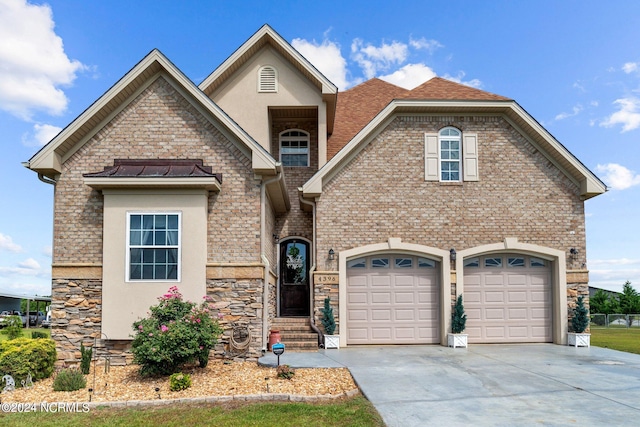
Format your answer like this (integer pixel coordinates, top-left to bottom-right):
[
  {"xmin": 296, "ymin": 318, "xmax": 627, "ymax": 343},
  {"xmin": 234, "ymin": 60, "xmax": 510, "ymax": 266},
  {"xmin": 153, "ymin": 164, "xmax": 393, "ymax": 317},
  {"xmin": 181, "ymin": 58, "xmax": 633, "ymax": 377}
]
[
  {"xmin": 590, "ymin": 327, "xmax": 640, "ymax": 355},
  {"xmin": 0, "ymin": 396, "xmax": 384, "ymax": 427},
  {"xmin": 0, "ymin": 327, "xmax": 50, "ymax": 341}
]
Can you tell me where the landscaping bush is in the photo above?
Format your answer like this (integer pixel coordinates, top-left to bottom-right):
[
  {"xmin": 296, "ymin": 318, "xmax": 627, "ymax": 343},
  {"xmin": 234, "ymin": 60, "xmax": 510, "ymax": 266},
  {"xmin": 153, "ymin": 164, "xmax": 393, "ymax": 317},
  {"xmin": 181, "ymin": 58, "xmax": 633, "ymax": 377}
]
[
  {"xmin": 80, "ymin": 343, "xmax": 92, "ymax": 375},
  {"xmin": 0, "ymin": 338, "xmax": 56, "ymax": 385},
  {"xmin": 31, "ymin": 331, "xmax": 48, "ymax": 339},
  {"xmin": 53, "ymin": 369, "xmax": 86, "ymax": 391},
  {"xmin": 277, "ymin": 364, "xmax": 295, "ymax": 380},
  {"xmin": 131, "ymin": 286, "xmax": 223, "ymax": 376},
  {"xmin": 1, "ymin": 315, "xmax": 23, "ymax": 340},
  {"xmin": 321, "ymin": 297, "xmax": 336, "ymax": 335},
  {"xmin": 451, "ymin": 295, "xmax": 467, "ymax": 334},
  {"xmin": 572, "ymin": 295, "xmax": 590, "ymax": 333},
  {"xmin": 169, "ymin": 372, "xmax": 192, "ymax": 391}
]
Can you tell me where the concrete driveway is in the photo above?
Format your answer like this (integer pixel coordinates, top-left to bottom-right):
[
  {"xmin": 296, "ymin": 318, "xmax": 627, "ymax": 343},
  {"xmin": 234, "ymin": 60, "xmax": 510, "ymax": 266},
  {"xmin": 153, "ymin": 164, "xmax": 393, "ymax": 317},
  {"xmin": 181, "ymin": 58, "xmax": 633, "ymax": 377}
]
[{"xmin": 260, "ymin": 344, "xmax": 640, "ymax": 426}]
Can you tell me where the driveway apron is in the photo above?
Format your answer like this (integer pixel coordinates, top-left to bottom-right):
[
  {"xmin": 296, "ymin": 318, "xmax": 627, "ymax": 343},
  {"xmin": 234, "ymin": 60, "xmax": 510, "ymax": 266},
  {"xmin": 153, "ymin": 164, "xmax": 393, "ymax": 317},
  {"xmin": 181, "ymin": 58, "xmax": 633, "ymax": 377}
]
[{"xmin": 262, "ymin": 344, "xmax": 640, "ymax": 426}]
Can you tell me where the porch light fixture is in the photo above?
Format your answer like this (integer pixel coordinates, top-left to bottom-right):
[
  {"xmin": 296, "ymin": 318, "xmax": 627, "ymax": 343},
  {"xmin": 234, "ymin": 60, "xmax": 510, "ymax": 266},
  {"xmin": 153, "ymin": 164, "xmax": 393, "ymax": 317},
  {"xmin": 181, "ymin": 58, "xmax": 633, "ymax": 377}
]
[
  {"xmin": 450, "ymin": 248, "xmax": 457, "ymax": 261},
  {"xmin": 570, "ymin": 248, "xmax": 579, "ymax": 257},
  {"xmin": 328, "ymin": 248, "xmax": 335, "ymax": 261}
]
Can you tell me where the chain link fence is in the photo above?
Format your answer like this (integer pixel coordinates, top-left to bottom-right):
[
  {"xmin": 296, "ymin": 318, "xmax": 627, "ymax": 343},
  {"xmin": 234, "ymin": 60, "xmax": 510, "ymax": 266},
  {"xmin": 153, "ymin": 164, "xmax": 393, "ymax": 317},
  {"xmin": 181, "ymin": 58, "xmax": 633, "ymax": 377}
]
[{"xmin": 590, "ymin": 314, "xmax": 640, "ymax": 328}]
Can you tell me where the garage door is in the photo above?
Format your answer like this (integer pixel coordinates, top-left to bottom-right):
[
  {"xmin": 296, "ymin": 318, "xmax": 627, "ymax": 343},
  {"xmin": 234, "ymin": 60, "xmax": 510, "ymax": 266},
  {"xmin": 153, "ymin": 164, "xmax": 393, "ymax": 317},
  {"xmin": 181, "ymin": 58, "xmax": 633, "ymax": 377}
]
[
  {"xmin": 346, "ymin": 254, "xmax": 440, "ymax": 344},
  {"xmin": 464, "ymin": 254, "xmax": 552, "ymax": 343}
]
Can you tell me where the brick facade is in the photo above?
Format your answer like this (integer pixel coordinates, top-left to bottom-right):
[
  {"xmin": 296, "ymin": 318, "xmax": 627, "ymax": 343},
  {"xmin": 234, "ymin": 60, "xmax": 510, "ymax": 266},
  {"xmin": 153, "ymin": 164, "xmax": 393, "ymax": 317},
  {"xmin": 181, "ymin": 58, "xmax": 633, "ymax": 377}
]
[
  {"xmin": 314, "ymin": 115, "xmax": 589, "ymax": 333},
  {"xmin": 51, "ymin": 77, "xmax": 267, "ymax": 364}
]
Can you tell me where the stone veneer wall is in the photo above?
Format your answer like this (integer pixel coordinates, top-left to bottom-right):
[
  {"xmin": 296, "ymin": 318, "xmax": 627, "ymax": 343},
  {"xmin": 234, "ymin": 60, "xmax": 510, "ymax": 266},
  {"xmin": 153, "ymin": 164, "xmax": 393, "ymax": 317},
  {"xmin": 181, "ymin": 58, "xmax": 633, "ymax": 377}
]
[{"xmin": 207, "ymin": 278, "xmax": 264, "ymax": 361}]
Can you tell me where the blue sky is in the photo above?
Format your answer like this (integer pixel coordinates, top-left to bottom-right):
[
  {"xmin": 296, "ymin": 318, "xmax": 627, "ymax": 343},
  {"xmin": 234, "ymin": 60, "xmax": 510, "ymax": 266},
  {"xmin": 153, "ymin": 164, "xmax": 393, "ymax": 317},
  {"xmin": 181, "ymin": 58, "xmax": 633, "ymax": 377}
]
[{"xmin": 1, "ymin": 0, "xmax": 639, "ymax": 296}]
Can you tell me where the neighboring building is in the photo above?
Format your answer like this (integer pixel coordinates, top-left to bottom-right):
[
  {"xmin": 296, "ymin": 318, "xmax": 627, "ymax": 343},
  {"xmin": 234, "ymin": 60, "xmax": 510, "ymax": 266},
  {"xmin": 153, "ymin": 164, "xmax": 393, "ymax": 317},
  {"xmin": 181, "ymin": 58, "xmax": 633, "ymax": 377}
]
[
  {"xmin": 25, "ymin": 25, "xmax": 606, "ymax": 365},
  {"xmin": 588, "ymin": 286, "xmax": 621, "ymax": 298}
]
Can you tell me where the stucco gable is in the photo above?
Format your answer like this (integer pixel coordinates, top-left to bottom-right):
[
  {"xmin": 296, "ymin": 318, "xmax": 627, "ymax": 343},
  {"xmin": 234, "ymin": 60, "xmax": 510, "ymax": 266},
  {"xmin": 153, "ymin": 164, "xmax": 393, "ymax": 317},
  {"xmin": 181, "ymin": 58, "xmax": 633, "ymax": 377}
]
[
  {"xmin": 26, "ymin": 49, "xmax": 279, "ymax": 179},
  {"xmin": 198, "ymin": 24, "xmax": 338, "ymax": 134}
]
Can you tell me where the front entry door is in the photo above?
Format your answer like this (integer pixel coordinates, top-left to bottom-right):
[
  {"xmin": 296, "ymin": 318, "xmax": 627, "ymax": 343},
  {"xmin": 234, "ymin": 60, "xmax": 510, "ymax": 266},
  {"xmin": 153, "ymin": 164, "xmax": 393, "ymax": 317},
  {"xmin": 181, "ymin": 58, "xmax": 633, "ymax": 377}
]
[{"xmin": 279, "ymin": 239, "xmax": 310, "ymax": 316}]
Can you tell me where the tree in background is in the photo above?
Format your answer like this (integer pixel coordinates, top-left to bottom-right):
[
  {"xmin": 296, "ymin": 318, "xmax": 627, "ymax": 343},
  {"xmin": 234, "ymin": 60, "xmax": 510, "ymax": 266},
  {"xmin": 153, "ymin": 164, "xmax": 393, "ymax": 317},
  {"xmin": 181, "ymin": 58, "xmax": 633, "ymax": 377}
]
[
  {"xmin": 617, "ymin": 281, "xmax": 640, "ymax": 326},
  {"xmin": 590, "ymin": 289, "xmax": 619, "ymax": 315}
]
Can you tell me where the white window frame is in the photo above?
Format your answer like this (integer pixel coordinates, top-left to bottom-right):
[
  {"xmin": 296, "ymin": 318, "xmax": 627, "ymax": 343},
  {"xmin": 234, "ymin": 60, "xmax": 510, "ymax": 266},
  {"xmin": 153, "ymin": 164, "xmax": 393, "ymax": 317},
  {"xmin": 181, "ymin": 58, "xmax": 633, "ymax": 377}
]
[
  {"xmin": 425, "ymin": 130, "xmax": 478, "ymax": 182},
  {"xmin": 280, "ymin": 129, "xmax": 310, "ymax": 167},
  {"xmin": 439, "ymin": 127, "xmax": 461, "ymax": 182},
  {"xmin": 258, "ymin": 65, "xmax": 278, "ymax": 93},
  {"xmin": 126, "ymin": 212, "xmax": 181, "ymax": 282}
]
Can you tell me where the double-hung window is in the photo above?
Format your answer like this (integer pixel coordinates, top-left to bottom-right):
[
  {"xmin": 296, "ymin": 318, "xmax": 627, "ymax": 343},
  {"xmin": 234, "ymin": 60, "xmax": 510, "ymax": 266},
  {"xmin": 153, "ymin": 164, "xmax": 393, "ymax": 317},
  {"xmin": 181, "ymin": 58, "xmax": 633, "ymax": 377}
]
[
  {"xmin": 280, "ymin": 130, "xmax": 310, "ymax": 167},
  {"xmin": 127, "ymin": 213, "xmax": 180, "ymax": 281}
]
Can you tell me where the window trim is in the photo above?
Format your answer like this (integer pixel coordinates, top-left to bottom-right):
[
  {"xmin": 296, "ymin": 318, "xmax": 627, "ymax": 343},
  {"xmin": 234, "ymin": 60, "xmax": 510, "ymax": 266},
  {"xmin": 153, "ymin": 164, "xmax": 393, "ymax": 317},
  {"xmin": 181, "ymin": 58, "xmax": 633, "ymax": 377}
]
[
  {"xmin": 280, "ymin": 129, "xmax": 310, "ymax": 167},
  {"xmin": 439, "ymin": 127, "xmax": 461, "ymax": 182},
  {"xmin": 126, "ymin": 211, "xmax": 182, "ymax": 282}
]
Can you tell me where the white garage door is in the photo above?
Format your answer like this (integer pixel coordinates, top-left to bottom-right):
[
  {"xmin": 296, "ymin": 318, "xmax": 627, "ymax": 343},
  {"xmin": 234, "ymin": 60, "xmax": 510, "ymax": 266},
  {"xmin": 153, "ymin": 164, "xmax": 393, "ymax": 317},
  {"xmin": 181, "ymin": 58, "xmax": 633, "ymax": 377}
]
[
  {"xmin": 464, "ymin": 254, "xmax": 552, "ymax": 343},
  {"xmin": 346, "ymin": 254, "xmax": 440, "ymax": 344}
]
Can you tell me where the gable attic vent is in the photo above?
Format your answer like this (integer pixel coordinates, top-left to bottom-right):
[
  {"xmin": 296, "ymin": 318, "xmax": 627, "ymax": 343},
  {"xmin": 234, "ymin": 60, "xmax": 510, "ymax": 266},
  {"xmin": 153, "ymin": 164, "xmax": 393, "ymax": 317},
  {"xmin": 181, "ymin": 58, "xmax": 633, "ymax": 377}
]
[{"xmin": 258, "ymin": 65, "xmax": 278, "ymax": 92}]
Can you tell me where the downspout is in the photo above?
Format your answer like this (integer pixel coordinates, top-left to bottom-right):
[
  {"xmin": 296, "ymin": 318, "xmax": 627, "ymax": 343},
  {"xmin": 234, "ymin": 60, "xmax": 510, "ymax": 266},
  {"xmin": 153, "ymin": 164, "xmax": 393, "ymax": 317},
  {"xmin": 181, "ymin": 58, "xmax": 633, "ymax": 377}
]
[
  {"xmin": 298, "ymin": 191, "xmax": 323, "ymax": 347},
  {"xmin": 260, "ymin": 167, "xmax": 283, "ymax": 352},
  {"xmin": 38, "ymin": 173, "xmax": 58, "ymax": 186}
]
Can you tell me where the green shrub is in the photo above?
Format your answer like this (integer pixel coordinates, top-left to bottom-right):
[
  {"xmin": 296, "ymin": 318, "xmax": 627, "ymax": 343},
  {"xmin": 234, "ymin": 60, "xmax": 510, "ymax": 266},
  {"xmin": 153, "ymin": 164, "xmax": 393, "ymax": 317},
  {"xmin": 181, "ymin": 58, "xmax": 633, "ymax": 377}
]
[
  {"xmin": 169, "ymin": 372, "xmax": 192, "ymax": 391},
  {"xmin": 1, "ymin": 315, "xmax": 23, "ymax": 340},
  {"xmin": 131, "ymin": 286, "xmax": 223, "ymax": 376},
  {"xmin": 321, "ymin": 297, "xmax": 336, "ymax": 335},
  {"xmin": 451, "ymin": 295, "xmax": 467, "ymax": 334},
  {"xmin": 0, "ymin": 338, "xmax": 56, "ymax": 385},
  {"xmin": 276, "ymin": 364, "xmax": 295, "ymax": 380},
  {"xmin": 53, "ymin": 369, "xmax": 86, "ymax": 391},
  {"xmin": 31, "ymin": 331, "xmax": 48, "ymax": 339},
  {"xmin": 572, "ymin": 295, "xmax": 590, "ymax": 333},
  {"xmin": 80, "ymin": 343, "xmax": 92, "ymax": 375}
]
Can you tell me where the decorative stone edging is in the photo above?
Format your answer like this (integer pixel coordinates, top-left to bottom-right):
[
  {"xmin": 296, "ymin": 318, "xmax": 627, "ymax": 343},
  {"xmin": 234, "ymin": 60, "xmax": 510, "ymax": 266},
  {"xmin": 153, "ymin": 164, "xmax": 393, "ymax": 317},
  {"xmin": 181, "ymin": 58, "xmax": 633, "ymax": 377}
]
[{"xmin": 77, "ymin": 388, "xmax": 360, "ymax": 409}]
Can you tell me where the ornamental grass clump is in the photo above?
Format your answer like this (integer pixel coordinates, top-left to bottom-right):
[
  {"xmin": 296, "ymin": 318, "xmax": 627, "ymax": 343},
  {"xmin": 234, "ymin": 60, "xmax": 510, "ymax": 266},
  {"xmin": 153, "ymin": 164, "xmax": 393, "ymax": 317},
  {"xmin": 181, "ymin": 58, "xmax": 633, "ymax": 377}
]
[
  {"xmin": 53, "ymin": 369, "xmax": 86, "ymax": 392},
  {"xmin": 131, "ymin": 286, "xmax": 223, "ymax": 376}
]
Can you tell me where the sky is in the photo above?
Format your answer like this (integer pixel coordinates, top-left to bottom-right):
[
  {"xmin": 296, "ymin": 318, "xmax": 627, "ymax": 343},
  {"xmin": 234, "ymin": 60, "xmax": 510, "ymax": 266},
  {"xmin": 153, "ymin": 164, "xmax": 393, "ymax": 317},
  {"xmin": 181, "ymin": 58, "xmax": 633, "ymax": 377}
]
[{"xmin": 1, "ymin": 0, "xmax": 639, "ymax": 296}]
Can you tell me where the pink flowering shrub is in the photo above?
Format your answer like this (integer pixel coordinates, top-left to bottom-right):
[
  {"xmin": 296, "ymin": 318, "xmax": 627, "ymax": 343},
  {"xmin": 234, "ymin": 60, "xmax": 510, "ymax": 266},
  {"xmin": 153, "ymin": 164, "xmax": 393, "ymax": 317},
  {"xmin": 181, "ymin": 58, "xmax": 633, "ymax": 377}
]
[{"xmin": 131, "ymin": 286, "xmax": 223, "ymax": 376}]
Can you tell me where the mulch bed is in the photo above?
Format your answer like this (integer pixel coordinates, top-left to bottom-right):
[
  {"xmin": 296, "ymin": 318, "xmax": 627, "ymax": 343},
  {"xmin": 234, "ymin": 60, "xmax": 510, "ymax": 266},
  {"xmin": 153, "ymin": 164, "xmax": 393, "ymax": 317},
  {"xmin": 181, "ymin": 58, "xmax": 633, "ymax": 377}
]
[{"xmin": 1, "ymin": 361, "xmax": 357, "ymax": 404}]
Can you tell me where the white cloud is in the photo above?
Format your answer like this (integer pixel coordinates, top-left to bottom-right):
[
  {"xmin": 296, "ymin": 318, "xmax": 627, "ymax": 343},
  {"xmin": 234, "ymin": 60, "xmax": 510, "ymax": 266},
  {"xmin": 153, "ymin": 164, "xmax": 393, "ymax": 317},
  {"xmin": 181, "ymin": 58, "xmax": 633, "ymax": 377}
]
[
  {"xmin": 0, "ymin": 0, "xmax": 86, "ymax": 120},
  {"xmin": 0, "ymin": 233, "xmax": 23, "ymax": 252},
  {"xmin": 600, "ymin": 97, "xmax": 640, "ymax": 132},
  {"xmin": 622, "ymin": 62, "xmax": 639, "ymax": 73},
  {"xmin": 409, "ymin": 37, "xmax": 443, "ymax": 53},
  {"xmin": 443, "ymin": 71, "xmax": 482, "ymax": 89},
  {"xmin": 555, "ymin": 104, "xmax": 583, "ymax": 121},
  {"xmin": 292, "ymin": 37, "xmax": 350, "ymax": 90},
  {"xmin": 595, "ymin": 163, "xmax": 640, "ymax": 190},
  {"xmin": 590, "ymin": 258, "xmax": 640, "ymax": 266},
  {"xmin": 21, "ymin": 123, "xmax": 62, "ymax": 147},
  {"xmin": 379, "ymin": 63, "xmax": 436, "ymax": 90},
  {"xmin": 351, "ymin": 39, "xmax": 408, "ymax": 79},
  {"xmin": 18, "ymin": 258, "xmax": 40, "ymax": 270}
]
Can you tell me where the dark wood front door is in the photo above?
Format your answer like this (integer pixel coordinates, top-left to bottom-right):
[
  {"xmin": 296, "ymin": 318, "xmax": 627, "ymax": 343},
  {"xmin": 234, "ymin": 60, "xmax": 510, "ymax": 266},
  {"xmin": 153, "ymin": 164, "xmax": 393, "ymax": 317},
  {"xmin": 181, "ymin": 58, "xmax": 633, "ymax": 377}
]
[{"xmin": 279, "ymin": 239, "xmax": 310, "ymax": 317}]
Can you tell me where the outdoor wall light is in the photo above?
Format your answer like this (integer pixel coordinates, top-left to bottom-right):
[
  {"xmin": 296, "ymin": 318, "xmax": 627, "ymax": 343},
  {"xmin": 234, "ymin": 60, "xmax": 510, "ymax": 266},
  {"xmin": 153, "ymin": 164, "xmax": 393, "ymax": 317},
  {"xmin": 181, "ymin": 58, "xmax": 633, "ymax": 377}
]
[
  {"xmin": 328, "ymin": 248, "xmax": 335, "ymax": 260},
  {"xmin": 450, "ymin": 248, "xmax": 457, "ymax": 261},
  {"xmin": 570, "ymin": 248, "xmax": 579, "ymax": 257},
  {"xmin": 273, "ymin": 234, "xmax": 279, "ymax": 242}
]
